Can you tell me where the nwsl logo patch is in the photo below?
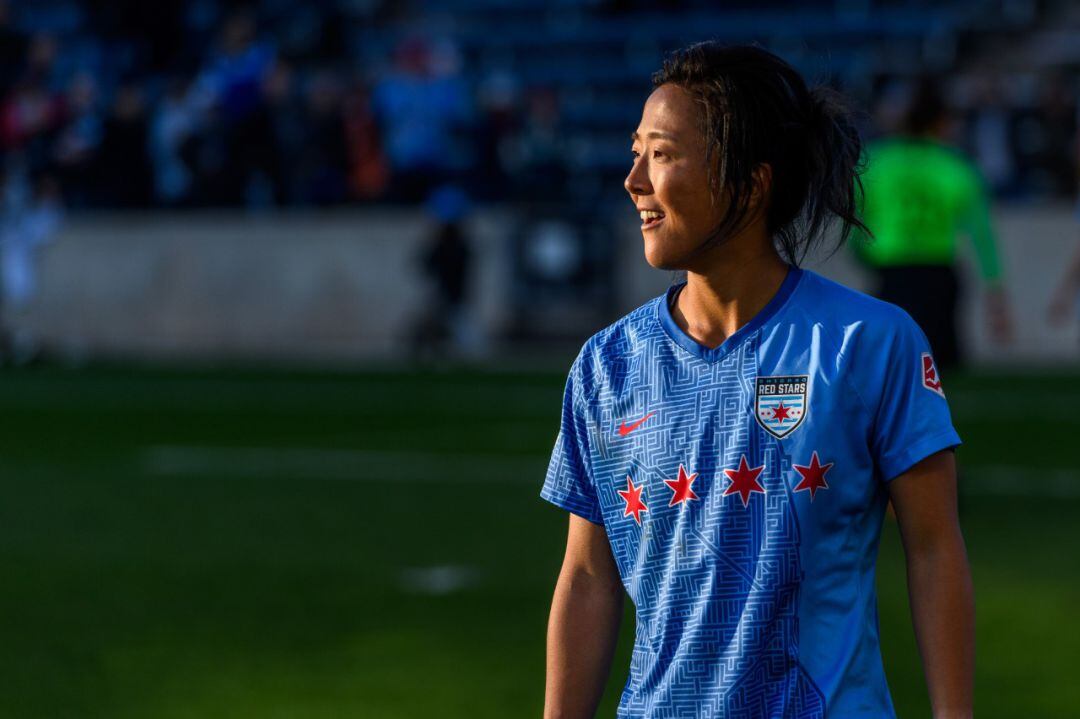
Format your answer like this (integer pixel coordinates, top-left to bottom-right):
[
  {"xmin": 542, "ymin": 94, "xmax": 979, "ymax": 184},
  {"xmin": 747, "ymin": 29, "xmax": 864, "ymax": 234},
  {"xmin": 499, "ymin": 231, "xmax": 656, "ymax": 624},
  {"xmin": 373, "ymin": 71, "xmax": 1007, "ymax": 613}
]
[
  {"xmin": 922, "ymin": 353, "xmax": 945, "ymax": 397},
  {"xmin": 755, "ymin": 375, "xmax": 808, "ymax": 439}
]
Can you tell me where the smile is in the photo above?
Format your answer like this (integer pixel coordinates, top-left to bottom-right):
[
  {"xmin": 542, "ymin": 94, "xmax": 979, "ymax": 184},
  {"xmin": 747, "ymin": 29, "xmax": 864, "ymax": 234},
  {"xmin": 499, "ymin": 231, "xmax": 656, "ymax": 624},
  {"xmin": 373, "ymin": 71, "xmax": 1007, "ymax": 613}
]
[{"xmin": 640, "ymin": 210, "xmax": 665, "ymax": 230}]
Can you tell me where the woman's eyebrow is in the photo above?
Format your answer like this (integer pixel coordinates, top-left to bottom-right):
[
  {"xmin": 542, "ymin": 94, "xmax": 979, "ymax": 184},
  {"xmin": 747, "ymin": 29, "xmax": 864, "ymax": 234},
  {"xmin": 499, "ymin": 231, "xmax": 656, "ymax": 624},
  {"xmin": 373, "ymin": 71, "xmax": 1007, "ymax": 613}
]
[{"xmin": 630, "ymin": 130, "xmax": 678, "ymax": 142}]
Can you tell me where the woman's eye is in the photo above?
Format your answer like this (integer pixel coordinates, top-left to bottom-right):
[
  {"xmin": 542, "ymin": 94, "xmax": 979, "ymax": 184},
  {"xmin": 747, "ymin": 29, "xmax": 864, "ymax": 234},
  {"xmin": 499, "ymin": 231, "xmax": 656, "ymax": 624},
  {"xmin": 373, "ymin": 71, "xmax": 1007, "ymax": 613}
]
[
  {"xmin": 653, "ymin": 150, "xmax": 665, "ymax": 159},
  {"xmin": 631, "ymin": 150, "xmax": 640, "ymax": 159}
]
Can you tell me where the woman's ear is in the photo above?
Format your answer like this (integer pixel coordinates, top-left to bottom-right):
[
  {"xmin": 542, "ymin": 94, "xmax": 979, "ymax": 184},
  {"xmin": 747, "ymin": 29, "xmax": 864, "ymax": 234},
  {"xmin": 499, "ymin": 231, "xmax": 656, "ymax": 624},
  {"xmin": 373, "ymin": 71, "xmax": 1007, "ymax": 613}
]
[{"xmin": 750, "ymin": 163, "xmax": 773, "ymax": 208}]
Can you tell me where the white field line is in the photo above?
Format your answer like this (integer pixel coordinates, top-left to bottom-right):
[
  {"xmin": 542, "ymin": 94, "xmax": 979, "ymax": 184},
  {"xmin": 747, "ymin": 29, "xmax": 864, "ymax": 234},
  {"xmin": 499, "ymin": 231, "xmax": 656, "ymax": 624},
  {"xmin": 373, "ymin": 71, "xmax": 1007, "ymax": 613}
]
[
  {"xmin": 140, "ymin": 445, "xmax": 1080, "ymax": 498},
  {"xmin": 140, "ymin": 445, "xmax": 545, "ymax": 483},
  {"xmin": 399, "ymin": 565, "xmax": 483, "ymax": 595}
]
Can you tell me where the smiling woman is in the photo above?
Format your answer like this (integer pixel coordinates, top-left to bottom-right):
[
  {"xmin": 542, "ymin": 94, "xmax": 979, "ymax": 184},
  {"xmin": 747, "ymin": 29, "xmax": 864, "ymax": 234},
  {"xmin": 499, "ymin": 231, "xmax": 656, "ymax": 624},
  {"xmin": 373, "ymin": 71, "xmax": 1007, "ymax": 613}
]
[
  {"xmin": 542, "ymin": 42, "xmax": 974, "ymax": 719},
  {"xmin": 627, "ymin": 45, "xmax": 868, "ymax": 275}
]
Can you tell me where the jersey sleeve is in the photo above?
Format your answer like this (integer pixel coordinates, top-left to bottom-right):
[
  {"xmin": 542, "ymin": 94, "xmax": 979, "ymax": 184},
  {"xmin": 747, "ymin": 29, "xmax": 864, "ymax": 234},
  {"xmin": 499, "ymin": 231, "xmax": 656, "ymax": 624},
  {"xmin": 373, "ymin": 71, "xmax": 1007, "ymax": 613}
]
[
  {"xmin": 540, "ymin": 360, "xmax": 604, "ymax": 525},
  {"xmin": 867, "ymin": 311, "xmax": 963, "ymax": 482}
]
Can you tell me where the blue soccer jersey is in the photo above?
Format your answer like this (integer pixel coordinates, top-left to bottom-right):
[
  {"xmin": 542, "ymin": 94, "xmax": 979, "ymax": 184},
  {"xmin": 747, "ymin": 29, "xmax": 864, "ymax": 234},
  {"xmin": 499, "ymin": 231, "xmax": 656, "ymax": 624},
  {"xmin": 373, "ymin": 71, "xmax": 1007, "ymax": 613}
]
[{"xmin": 541, "ymin": 267, "xmax": 961, "ymax": 718}]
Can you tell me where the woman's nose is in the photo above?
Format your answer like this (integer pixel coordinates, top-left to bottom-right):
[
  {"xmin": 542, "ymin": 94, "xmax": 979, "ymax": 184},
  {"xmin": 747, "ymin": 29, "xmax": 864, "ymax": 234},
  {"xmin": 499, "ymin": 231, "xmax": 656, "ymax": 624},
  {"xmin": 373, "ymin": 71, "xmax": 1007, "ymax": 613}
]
[{"xmin": 624, "ymin": 158, "xmax": 651, "ymax": 197}]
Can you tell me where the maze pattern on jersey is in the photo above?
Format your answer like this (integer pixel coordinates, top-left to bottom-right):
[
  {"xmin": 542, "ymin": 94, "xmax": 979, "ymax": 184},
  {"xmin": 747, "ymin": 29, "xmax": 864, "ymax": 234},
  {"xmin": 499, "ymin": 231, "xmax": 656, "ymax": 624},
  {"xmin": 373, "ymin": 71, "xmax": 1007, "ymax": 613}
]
[{"xmin": 547, "ymin": 296, "xmax": 825, "ymax": 718}]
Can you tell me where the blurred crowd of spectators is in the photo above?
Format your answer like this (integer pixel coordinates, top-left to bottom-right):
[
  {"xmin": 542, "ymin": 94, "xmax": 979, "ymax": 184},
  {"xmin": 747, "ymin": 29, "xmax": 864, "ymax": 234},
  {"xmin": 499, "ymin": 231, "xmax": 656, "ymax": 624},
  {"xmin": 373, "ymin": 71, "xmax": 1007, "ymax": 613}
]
[
  {"xmin": 0, "ymin": 0, "xmax": 1076, "ymax": 214},
  {"xmin": 3, "ymin": 1, "xmax": 385, "ymax": 209},
  {"xmin": 0, "ymin": 0, "xmax": 579, "ymax": 210}
]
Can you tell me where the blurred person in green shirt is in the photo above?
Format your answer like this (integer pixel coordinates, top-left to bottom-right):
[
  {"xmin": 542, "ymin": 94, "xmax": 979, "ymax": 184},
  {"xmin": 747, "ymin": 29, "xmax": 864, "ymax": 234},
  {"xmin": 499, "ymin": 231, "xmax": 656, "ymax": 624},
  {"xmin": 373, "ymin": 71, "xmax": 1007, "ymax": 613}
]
[{"xmin": 853, "ymin": 78, "xmax": 1012, "ymax": 369}]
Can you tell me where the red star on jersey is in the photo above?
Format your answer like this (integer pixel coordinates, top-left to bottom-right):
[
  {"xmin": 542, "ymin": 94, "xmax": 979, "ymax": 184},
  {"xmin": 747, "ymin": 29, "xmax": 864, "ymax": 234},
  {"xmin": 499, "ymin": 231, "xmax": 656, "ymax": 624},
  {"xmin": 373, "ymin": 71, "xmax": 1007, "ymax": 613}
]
[
  {"xmin": 793, "ymin": 451, "xmax": 833, "ymax": 501},
  {"xmin": 722, "ymin": 455, "xmax": 766, "ymax": 507},
  {"xmin": 664, "ymin": 464, "xmax": 700, "ymax": 506},
  {"xmin": 771, "ymin": 402, "xmax": 792, "ymax": 422},
  {"xmin": 617, "ymin": 475, "xmax": 648, "ymax": 524}
]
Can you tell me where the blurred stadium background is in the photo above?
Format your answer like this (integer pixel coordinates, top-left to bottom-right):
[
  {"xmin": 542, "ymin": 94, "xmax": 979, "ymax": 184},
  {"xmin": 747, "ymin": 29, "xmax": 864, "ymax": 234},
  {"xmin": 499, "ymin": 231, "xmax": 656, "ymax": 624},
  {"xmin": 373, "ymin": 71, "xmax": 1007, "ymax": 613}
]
[{"xmin": 1, "ymin": 0, "xmax": 1078, "ymax": 717}]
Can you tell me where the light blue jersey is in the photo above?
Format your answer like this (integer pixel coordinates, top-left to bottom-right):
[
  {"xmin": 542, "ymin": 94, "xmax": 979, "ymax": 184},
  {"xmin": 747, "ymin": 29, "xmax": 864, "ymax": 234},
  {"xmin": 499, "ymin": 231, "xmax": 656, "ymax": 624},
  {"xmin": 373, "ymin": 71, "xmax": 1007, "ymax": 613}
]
[{"xmin": 541, "ymin": 267, "xmax": 960, "ymax": 718}]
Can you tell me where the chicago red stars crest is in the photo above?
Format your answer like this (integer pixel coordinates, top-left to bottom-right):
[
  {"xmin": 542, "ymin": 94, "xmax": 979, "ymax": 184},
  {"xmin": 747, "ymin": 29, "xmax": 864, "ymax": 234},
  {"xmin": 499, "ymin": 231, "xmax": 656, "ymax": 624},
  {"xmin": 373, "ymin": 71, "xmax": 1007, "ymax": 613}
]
[{"xmin": 755, "ymin": 375, "xmax": 808, "ymax": 439}]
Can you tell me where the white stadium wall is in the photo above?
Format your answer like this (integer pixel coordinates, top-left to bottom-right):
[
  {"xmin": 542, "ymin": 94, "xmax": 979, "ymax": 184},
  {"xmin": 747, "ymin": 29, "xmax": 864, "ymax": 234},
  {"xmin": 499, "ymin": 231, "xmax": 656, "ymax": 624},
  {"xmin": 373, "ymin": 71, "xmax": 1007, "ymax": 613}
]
[{"xmin": 5, "ymin": 206, "xmax": 1079, "ymax": 365}]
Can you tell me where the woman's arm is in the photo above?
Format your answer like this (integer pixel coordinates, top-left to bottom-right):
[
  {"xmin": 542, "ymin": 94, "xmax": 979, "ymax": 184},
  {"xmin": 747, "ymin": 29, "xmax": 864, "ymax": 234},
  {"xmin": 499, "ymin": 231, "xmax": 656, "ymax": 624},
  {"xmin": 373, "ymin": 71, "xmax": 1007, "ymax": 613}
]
[
  {"xmin": 888, "ymin": 449, "xmax": 975, "ymax": 719},
  {"xmin": 545, "ymin": 514, "xmax": 624, "ymax": 719}
]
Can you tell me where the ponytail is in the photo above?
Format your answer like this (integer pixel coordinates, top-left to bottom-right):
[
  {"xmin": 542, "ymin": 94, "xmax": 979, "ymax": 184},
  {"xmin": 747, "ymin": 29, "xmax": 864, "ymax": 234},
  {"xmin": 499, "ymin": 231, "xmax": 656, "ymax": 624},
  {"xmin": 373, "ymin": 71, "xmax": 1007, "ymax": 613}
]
[
  {"xmin": 798, "ymin": 85, "xmax": 871, "ymax": 263},
  {"xmin": 652, "ymin": 42, "xmax": 872, "ymax": 265}
]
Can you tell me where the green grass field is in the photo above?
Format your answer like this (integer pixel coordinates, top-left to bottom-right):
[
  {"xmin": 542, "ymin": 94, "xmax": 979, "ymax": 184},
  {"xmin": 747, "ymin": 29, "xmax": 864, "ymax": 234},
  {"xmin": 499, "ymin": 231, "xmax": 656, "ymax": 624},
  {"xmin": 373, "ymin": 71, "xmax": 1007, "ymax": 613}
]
[{"xmin": 1, "ymin": 364, "xmax": 1077, "ymax": 717}]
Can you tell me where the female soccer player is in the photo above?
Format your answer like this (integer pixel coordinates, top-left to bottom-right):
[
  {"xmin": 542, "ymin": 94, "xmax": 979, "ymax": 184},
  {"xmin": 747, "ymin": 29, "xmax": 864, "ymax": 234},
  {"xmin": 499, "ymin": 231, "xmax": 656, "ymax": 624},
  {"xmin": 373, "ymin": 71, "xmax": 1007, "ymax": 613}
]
[{"xmin": 542, "ymin": 43, "xmax": 974, "ymax": 718}]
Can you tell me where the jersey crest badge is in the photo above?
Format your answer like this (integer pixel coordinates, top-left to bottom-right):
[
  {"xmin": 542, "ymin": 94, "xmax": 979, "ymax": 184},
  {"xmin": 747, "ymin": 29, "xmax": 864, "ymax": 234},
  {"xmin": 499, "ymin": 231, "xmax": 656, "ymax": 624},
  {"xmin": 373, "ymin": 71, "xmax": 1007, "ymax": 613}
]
[
  {"xmin": 755, "ymin": 375, "xmax": 808, "ymax": 439},
  {"xmin": 922, "ymin": 353, "xmax": 945, "ymax": 397}
]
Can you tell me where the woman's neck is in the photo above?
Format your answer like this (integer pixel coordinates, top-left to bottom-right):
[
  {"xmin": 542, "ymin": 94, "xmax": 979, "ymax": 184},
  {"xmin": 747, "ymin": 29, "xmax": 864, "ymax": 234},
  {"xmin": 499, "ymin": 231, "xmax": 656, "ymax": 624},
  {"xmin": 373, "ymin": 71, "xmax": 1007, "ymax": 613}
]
[{"xmin": 672, "ymin": 245, "xmax": 790, "ymax": 351}]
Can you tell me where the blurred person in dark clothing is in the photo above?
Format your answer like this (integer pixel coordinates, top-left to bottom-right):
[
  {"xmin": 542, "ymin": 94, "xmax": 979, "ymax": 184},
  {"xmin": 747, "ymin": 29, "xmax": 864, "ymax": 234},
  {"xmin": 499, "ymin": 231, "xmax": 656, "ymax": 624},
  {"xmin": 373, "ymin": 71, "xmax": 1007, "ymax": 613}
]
[
  {"xmin": 52, "ymin": 73, "xmax": 103, "ymax": 208},
  {"xmin": 410, "ymin": 185, "xmax": 477, "ymax": 358},
  {"xmin": 423, "ymin": 218, "xmax": 470, "ymax": 310},
  {"xmin": 193, "ymin": 9, "xmax": 277, "ymax": 206},
  {"xmin": 95, "ymin": 81, "xmax": 152, "ymax": 207},
  {"xmin": 472, "ymin": 69, "xmax": 521, "ymax": 202},
  {"xmin": 295, "ymin": 70, "xmax": 348, "ymax": 205},
  {"xmin": 262, "ymin": 60, "xmax": 304, "ymax": 204},
  {"xmin": 853, "ymin": 77, "xmax": 1012, "ymax": 370}
]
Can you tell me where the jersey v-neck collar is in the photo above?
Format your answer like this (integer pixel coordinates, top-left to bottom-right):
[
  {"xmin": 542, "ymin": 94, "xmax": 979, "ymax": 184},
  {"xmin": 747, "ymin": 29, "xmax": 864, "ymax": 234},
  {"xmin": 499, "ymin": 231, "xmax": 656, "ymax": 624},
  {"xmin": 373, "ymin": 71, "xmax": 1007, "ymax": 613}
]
[{"xmin": 656, "ymin": 266, "xmax": 803, "ymax": 363}]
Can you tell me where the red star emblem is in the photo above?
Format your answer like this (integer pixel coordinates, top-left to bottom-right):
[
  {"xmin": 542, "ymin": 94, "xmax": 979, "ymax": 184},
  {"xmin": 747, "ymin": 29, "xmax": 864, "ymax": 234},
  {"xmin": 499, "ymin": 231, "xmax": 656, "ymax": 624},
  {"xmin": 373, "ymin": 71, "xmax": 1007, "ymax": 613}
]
[
  {"xmin": 771, "ymin": 402, "xmax": 792, "ymax": 422},
  {"xmin": 793, "ymin": 451, "xmax": 833, "ymax": 501},
  {"xmin": 722, "ymin": 455, "xmax": 766, "ymax": 507},
  {"xmin": 617, "ymin": 475, "xmax": 648, "ymax": 524},
  {"xmin": 663, "ymin": 464, "xmax": 700, "ymax": 506}
]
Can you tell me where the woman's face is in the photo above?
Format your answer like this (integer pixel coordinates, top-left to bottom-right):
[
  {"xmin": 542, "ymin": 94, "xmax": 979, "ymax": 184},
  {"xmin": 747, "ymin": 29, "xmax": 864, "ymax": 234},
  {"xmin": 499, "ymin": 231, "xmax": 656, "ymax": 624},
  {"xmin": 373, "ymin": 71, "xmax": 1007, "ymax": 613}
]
[{"xmin": 625, "ymin": 83, "xmax": 727, "ymax": 270}]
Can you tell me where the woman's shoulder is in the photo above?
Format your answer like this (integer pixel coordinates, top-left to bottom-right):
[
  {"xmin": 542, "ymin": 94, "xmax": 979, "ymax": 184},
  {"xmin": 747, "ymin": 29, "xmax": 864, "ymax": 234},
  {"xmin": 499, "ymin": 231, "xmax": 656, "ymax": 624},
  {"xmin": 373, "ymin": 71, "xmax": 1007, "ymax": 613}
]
[
  {"xmin": 568, "ymin": 291, "xmax": 669, "ymax": 395},
  {"xmin": 790, "ymin": 272, "xmax": 934, "ymax": 404},
  {"xmin": 792, "ymin": 269, "xmax": 923, "ymax": 340}
]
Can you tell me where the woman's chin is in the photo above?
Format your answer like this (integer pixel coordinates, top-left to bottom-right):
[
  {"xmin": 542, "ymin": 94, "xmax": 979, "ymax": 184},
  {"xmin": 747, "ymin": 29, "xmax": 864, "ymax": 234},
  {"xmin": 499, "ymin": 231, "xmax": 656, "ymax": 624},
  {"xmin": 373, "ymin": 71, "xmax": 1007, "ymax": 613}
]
[{"xmin": 643, "ymin": 238, "xmax": 688, "ymax": 271}]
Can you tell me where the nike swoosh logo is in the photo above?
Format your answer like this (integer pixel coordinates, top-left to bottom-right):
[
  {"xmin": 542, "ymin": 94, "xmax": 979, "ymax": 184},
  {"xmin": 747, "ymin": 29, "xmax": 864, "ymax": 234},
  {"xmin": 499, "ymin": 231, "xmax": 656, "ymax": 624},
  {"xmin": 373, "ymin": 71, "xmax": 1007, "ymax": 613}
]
[{"xmin": 618, "ymin": 411, "xmax": 655, "ymax": 436}]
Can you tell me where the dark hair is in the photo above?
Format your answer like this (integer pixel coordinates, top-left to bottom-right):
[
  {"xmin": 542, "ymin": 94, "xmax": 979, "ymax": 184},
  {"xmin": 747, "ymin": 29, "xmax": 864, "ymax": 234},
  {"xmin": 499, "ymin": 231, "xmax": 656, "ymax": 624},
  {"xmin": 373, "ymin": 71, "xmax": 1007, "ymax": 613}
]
[
  {"xmin": 902, "ymin": 76, "xmax": 948, "ymax": 136},
  {"xmin": 651, "ymin": 42, "xmax": 870, "ymax": 265}
]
